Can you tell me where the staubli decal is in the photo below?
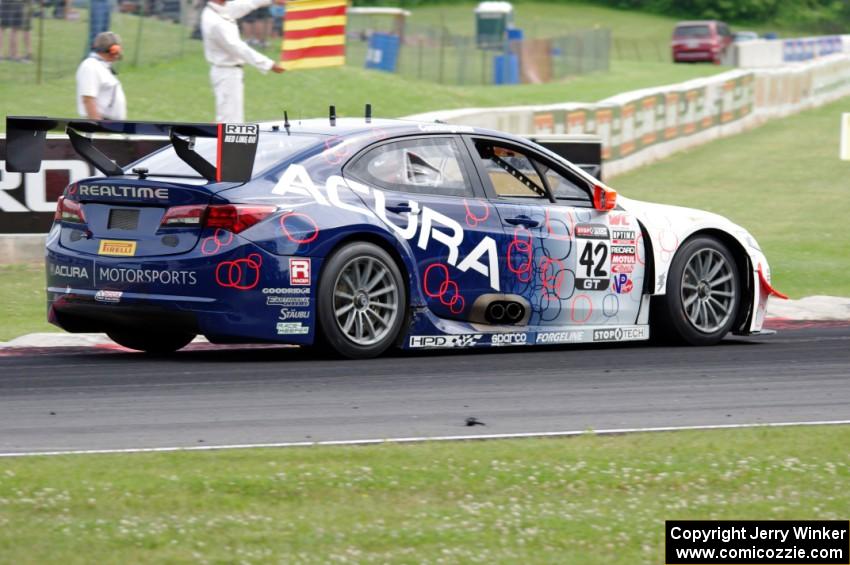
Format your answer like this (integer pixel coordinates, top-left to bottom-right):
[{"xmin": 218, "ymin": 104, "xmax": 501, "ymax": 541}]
[{"xmin": 271, "ymin": 164, "xmax": 500, "ymax": 291}]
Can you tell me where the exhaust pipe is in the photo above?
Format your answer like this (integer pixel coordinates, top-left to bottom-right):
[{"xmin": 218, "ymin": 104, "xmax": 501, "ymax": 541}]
[
  {"xmin": 487, "ymin": 302, "xmax": 506, "ymax": 323},
  {"xmin": 505, "ymin": 302, "xmax": 524, "ymax": 322}
]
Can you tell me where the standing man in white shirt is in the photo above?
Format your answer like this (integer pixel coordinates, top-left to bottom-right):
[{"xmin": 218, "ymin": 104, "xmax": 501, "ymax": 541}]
[
  {"xmin": 201, "ymin": 0, "xmax": 285, "ymax": 123},
  {"xmin": 75, "ymin": 31, "xmax": 127, "ymax": 120}
]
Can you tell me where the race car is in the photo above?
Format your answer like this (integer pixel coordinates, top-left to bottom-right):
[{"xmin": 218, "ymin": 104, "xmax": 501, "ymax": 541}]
[{"xmin": 6, "ymin": 114, "xmax": 786, "ymax": 358}]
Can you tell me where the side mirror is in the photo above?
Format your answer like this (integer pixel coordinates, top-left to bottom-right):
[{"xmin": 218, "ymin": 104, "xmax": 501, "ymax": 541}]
[{"xmin": 593, "ymin": 184, "xmax": 617, "ymax": 212}]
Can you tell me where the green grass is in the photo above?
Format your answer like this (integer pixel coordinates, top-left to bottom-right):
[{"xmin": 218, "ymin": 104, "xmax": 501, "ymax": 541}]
[
  {"xmin": 612, "ymin": 96, "xmax": 850, "ymax": 299},
  {"xmin": 0, "ymin": 264, "xmax": 53, "ymax": 341},
  {"xmin": 1, "ymin": 425, "xmax": 848, "ymax": 563}
]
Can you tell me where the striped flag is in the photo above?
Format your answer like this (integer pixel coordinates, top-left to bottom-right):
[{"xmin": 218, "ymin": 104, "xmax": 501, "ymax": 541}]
[{"xmin": 280, "ymin": 0, "xmax": 348, "ymax": 70}]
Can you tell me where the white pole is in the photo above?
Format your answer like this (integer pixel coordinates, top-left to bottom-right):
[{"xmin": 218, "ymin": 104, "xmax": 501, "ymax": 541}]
[{"xmin": 841, "ymin": 113, "xmax": 850, "ymax": 161}]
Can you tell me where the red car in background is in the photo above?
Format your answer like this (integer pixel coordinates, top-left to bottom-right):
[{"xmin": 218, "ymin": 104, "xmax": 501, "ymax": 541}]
[{"xmin": 672, "ymin": 20, "xmax": 733, "ymax": 64}]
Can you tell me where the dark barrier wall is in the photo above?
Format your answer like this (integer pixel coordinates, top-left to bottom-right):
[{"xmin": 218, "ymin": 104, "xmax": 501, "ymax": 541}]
[{"xmin": 0, "ymin": 137, "xmax": 169, "ymax": 234}]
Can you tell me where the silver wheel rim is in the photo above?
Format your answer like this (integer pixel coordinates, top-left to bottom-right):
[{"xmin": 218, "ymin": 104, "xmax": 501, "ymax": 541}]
[
  {"xmin": 680, "ymin": 248, "xmax": 736, "ymax": 334},
  {"xmin": 333, "ymin": 256, "xmax": 399, "ymax": 346}
]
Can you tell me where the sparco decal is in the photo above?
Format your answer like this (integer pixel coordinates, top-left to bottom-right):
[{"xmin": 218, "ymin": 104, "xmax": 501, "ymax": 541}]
[
  {"xmin": 536, "ymin": 330, "xmax": 585, "ymax": 344},
  {"xmin": 408, "ymin": 334, "xmax": 483, "ymax": 348},
  {"xmin": 78, "ymin": 184, "xmax": 169, "ymax": 200},
  {"xmin": 271, "ymin": 164, "xmax": 500, "ymax": 290},
  {"xmin": 50, "ymin": 264, "xmax": 89, "ymax": 280},
  {"xmin": 490, "ymin": 333, "xmax": 528, "ymax": 346},
  {"xmin": 592, "ymin": 326, "xmax": 649, "ymax": 342},
  {"xmin": 98, "ymin": 267, "xmax": 197, "ymax": 285}
]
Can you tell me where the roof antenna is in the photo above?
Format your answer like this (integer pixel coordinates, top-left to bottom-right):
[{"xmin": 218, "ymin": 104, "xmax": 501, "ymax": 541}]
[
  {"xmin": 283, "ymin": 111, "xmax": 291, "ymax": 135},
  {"xmin": 329, "ymin": 105, "xmax": 336, "ymax": 126},
  {"xmin": 365, "ymin": 103, "xmax": 372, "ymax": 124}
]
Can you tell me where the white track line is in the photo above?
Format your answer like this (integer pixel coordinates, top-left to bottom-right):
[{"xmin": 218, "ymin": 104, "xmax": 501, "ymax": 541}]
[{"xmin": 2, "ymin": 419, "xmax": 850, "ymax": 458}]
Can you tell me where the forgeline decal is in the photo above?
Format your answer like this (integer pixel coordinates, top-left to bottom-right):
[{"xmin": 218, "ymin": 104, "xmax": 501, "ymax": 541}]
[
  {"xmin": 289, "ymin": 258, "xmax": 311, "ymax": 286},
  {"xmin": 408, "ymin": 334, "xmax": 484, "ymax": 348},
  {"xmin": 98, "ymin": 267, "xmax": 198, "ymax": 285},
  {"xmin": 535, "ymin": 330, "xmax": 585, "ymax": 344},
  {"xmin": 592, "ymin": 326, "xmax": 649, "ymax": 342},
  {"xmin": 276, "ymin": 322, "xmax": 309, "ymax": 335},
  {"xmin": 78, "ymin": 184, "xmax": 169, "ymax": 200},
  {"xmin": 50, "ymin": 264, "xmax": 89, "ymax": 280},
  {"xmin": 98, "ymin": 240, "xmax": 137, "ymax": 257},
  {"xmin": 271, "ymin": 165, "xmax": 501, "ymax": 291},
  {"xmin": 94, "ymin": 290, "xmax": 122, "ymax": 303}
]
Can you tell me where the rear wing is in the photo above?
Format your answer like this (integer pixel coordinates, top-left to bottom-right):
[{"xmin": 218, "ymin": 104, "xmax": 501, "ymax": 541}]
[{"xmin": 4, "ymin": 116, "xmax": 259, "ymax": 183}]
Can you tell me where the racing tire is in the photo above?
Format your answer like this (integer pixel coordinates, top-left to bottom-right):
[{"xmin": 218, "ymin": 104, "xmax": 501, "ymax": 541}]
[
  {"xmin": 317, "ymin": 242, "xmax": 406, "ymax": 359},
  {"xmin": 106, "ymin": 330, "xmax": 196, "ymax": 354},
  {"xmin": 651, "ymin": 236, "xmax": 740, "ymax": 346}
]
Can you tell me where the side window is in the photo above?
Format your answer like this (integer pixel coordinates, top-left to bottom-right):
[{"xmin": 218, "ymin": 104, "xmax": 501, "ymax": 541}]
[
  {"xmin": 473, "ymin": 140, "xmax": 547, "ymax": 199},
  {"xmin": 347, "ymin": 137, "xmax": 473, "ymax": 197},
  {"xmin": 537, "ymin": 161, "xmax": 591, "ymax": 201}
]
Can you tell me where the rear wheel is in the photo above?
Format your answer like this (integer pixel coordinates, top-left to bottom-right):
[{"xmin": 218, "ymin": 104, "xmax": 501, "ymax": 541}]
[
  {"xmin": 317, "ymin": 242, "xmax": 406, "ymax": 359},
  {"xmin": 652, "ymin": 236, "xmax": 740, "ymax": 345},
  {"xmin": 106, "ymin": 330, "xmax": 196, "ymax": 354}
]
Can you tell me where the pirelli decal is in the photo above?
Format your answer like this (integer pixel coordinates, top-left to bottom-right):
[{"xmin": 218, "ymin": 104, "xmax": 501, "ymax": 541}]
[{"xmin": 98, "ymin": 239, "xmax": 137, "ymax": 257}]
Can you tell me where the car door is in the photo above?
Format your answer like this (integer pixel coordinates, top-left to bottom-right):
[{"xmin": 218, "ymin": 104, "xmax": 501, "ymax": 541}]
[
  {"xmin": 462, "ymin": 135, "xmax": 646, "ymax": 327},
  {"xmin": 343, "ymin": 135, "xmax": 505, "ymax": 321}
]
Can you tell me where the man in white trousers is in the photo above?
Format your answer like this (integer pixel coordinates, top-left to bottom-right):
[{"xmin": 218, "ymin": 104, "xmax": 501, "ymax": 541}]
[{"xmin": 201, "ymin": 0, "xmax": 285, "ymax": 123}]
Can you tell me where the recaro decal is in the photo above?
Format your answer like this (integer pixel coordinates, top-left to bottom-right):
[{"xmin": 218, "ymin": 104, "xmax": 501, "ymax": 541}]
[{"xmin": 271, "ymin": 164, "xmax": 501, "ymax": 291}]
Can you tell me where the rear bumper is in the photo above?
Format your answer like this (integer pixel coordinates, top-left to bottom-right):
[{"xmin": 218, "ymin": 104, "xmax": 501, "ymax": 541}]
[{"xmin": 46, "ymin": 233, "xmax": 320, "ymax": 345}]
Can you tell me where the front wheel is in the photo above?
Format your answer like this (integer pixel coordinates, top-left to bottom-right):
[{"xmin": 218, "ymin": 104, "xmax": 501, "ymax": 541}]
[
  {"xmin": 317, "ymin": 242, "xmax": 406, "ymax": 359},
  {"xmin": 652, "ymin": 236, "xmax": 741, "ymax": 345},
  {"xmin": 106, "ymin": 330, "xmax": 196, "ymax": 354}
]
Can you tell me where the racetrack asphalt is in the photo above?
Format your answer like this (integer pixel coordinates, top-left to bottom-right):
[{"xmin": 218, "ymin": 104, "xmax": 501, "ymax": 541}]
[{"xmin": 1, "ymin": 321, "xmax": 849, "ymax": 454}]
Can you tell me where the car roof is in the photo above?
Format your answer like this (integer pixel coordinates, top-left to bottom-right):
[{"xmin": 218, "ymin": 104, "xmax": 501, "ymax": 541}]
[{"xmin": 674, "ymin": 20, "xmax": 721, "ymax": 27}]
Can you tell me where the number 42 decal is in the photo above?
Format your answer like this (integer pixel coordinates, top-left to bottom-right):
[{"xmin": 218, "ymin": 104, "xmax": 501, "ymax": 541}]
[{"xmin": 579, "ymin": 241, "xmax": 610, "ymax": 278}]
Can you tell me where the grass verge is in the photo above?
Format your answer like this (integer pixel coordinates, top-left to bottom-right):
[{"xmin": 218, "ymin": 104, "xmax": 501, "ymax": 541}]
[
  {"xmin": 0, "ymin": 425, "xmax": 848, "ymax": 563},
  {"xmin": 612, "ymin": 96, "xmax": 850, "ymax": 298},
  {"xmin": 0, "ymin": 264, "xmax": 53, "ymax": 341}
]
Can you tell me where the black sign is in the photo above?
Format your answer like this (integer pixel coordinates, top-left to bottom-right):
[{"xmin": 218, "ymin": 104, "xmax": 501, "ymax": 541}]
[
  {"xmin": 666, "ymin": 520, "xmax": 849, "ymax": 564},
  {"xmin": 0, "ymin": 137, "xmax": 169, "ymax": 233}
]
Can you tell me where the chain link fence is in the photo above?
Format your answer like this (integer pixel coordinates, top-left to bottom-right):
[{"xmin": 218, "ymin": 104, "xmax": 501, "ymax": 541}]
[{"xmin": 0, "ymin": 0, "xmax": 195, "ymax": 83}]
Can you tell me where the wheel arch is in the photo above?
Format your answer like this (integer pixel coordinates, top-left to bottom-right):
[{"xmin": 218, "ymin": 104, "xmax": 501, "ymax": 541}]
[{"xmin": 676, "ymin": 228, "xmax": 754, "ymax": 333}]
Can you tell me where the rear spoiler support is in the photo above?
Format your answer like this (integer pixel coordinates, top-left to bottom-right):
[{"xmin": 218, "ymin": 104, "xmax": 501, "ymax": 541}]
[{"xmin": 4, "ymin": 117, "xmax": 259, "ymax": 183}]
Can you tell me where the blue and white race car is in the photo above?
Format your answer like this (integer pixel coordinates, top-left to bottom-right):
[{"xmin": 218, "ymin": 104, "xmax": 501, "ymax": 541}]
[{"xmin": 7, "ymin": 115, "xmax": 785, "ymax": 358}]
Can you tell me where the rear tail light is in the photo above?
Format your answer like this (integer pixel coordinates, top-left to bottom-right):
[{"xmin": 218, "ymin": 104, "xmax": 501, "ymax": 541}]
[
  {"xmin": 205, "ymin": 204, "xmax": 278, "ymax": 234},
  {"xmin": 160, "ymin": 204, "xmax": 207, "ymax": 227},
  {"xmin": 159, "ymin": 204, "xmax": 277, "ymax": 234},
  {"xmin": 55, "ymin": 196, "xmax": 86, "ymax": 224}
]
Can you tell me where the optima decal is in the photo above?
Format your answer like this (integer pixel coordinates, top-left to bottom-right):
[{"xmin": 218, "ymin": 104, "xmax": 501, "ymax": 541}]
[
  {"xmin": 98, "ymin": 267, "xmax": 197, "ymax": 285},
  {"xmin": 77, "ymin": 184, "xmax": 169, "ymax": 200}
]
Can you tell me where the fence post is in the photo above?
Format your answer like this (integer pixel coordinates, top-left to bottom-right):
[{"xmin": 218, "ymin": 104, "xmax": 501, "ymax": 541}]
[
  {"xmin": 132, "ymin": 6, "xmax": 145, "ymax": 67},
  {"xmin": 36, "ymin": 0, "xmax": 45, "ymax": 84}
]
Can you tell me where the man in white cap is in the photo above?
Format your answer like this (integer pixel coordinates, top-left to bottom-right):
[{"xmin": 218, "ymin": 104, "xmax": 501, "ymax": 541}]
[
  {"xmin": 201, "ymin": 0, "xmax": 285, "ymax": 123},
  {"xmin": 75, "ymin": 31, "xmax": 127, "ymax": 120}
]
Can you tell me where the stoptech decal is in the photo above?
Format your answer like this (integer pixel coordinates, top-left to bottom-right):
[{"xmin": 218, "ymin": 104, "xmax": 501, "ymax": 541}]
[
  {"xmin": 78, "ymin": 184, "xmax": 169, "ymax": 200},
  {"xmin": 592, "ymin": 326, "xmax": 649, "ymax": 342},
  {"xmin": 271, "ymin": 164, "xmax": 500, "ymax": 290},
  {"xmin": 490, "ymin": 333, "xmax": 528, "ymax": 347},
  {"xmin": 98, "ymin": 267, "xmax": 198, "ymax": 285},
  {"xmin": 408, "ymin": 334, "xmax": 483, "ymax": 349},
  {"xmin": 574, "ymin": 224, "xmax": 609, "ymax": 239}
]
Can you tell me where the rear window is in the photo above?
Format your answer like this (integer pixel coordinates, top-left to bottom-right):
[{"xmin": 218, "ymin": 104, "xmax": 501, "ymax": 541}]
[
  {"xmin": 674, "ymin": 25, "xmax": 712, "ymax": 38},
  {"xmin": 126, "ymin": 133, "xmax": 323, "ymax": 179}
]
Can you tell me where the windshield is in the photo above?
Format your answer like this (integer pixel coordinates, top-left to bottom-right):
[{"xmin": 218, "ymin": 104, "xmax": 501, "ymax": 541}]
[
  {"xmin": 674, "ymin": 25, "xmax": 711, "ymax": 38},
  {"xmin": 126, "ymin": 133, "xmax": 324, "ymax": 179}
]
